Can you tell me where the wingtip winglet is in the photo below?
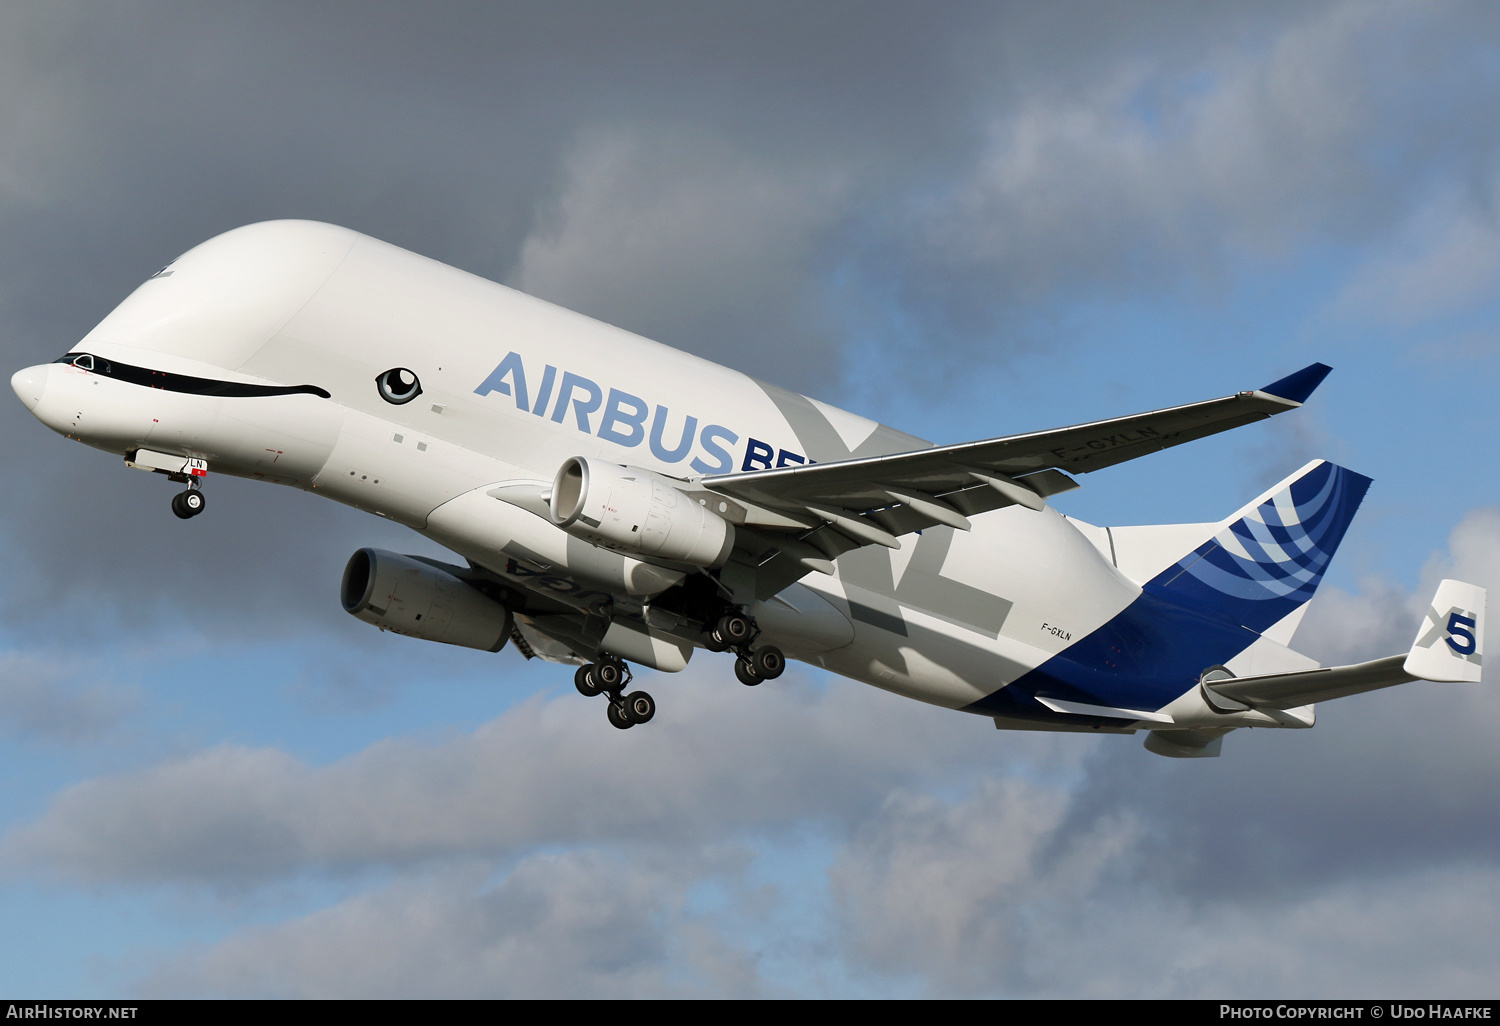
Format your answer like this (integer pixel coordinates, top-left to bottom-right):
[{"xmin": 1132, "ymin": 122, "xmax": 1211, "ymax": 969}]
[{"xmin": 1260, "ymin": 362, "xmax": 1333, "ymax": 404}]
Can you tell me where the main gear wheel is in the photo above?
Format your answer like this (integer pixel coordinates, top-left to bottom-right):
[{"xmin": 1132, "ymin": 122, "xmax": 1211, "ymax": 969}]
[{"xmin": 574, "ymin": 657, "xmax": 655, "ymax": 729}]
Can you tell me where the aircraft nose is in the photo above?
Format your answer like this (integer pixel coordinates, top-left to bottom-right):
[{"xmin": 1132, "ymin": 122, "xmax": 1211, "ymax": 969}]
[{"xmin": 11, "ymin": 365, "xmax": 48, "ymax": 412}]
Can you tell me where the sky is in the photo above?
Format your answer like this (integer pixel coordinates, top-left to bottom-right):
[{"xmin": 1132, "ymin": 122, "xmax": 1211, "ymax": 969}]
[{"xmin": 1, "ymin": 0, "xmax": 1500, "ymax": 998}]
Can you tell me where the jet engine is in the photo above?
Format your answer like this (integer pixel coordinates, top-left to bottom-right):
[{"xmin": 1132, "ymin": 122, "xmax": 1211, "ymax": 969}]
[
  {"xmin": 340, "ymin": 547, "xmax": 512, "ymax": 651},
  {"xmin": 550, "ymin": 456, "xmax": 735, "ymax": 568}
]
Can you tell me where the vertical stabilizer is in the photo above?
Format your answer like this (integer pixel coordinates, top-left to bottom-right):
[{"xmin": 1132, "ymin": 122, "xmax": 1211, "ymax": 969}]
[
  {"xmin": 1404, "ymin": 580, "xmax": 1486, "ymax": 683},
  {"xmin": 1142, "ymin": 460, "xmax": 1371, "ymax": 633}
]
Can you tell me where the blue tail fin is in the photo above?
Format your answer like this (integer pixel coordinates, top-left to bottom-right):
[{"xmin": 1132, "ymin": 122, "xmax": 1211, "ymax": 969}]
[
  {"xmin": 1147, "ymin": 460, "xmax": 1371, "ymax": 633},
  {"xmin": 966, "ymin": 460, "xmax": 1370, "ymax": 718}
]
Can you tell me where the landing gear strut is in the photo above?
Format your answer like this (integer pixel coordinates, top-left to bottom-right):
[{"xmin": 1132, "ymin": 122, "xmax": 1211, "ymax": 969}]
[
  {"xmin": 575, "ymin": 656, "xmax": 655, "ymax": 730},
  {"xmin": 708, "ymin": 610, "xmax": 785, "ymax": 687}
]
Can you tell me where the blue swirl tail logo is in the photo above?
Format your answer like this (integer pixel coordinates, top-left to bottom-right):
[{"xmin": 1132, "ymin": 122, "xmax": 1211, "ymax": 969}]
[{"xmin": 1148, "ymin": 461, "xmax": 1371, "ymax": 633}]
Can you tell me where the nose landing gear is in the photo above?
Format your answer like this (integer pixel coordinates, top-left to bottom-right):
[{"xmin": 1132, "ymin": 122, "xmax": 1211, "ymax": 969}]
[
  {"xmin": 574, "ymin": 657, "xmax": 655, "ymax": 730},
  {"xmin": 125, "ymin": 451, "xmax": 209, "ymax": 520}
]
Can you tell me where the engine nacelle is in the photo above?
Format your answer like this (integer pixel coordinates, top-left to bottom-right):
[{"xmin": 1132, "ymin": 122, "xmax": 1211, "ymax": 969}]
[
  {"xmin": 340, "ymin": 548, "xmax": 512, "ymax": 652},
  {"xmin": 550, "ymin": 457, "xmax": 735, "ymax": 568}
]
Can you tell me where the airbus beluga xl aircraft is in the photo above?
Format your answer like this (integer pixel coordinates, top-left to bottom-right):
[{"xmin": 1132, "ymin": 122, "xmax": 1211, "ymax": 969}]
[{"xmin": 11, "ymin": 221, "xmax": 1485, "ymax": 756}]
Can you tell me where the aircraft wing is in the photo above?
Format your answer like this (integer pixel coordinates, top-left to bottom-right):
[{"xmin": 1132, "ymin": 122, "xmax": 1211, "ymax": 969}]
[{"xmin": 700, "ymin": 363, "xmax": 1332, "ymax": 572}]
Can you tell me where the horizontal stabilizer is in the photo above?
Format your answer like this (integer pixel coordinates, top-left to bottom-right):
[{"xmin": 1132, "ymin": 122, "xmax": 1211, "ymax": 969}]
[
  {"xmin": 1210, "ymin": 654, "xmax": 1415, "ymax": 708},
  {"xmin": 1203, "ymin": 579, "xmax": 1485, "ymax": 709}
]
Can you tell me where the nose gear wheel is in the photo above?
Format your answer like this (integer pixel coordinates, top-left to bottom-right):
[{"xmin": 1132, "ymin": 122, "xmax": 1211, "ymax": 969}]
[{"xmin": 171, "ymin": 488, "xmax": 206, "ymax": 519}]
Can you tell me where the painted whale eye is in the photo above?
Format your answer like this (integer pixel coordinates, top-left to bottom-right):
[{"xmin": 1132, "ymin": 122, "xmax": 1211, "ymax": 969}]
[{"xmin": 376, "ymin": 367, "xmax": 422, "ymax": 405}]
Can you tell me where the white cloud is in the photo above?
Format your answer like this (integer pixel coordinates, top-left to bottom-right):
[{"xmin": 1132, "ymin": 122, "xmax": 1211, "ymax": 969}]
[
  {"xmin": 1422, "ymin": 506, "xmax": 1500, "ymax": 611},
  {"xmin": 512, "ymin": 128, "xmax": 851, "ymax": 385},
  {"xmin": 863, "ymin": 0, "xmax": 1495, "ymax": 347},
  {"xmin": 1330, "ymin": 187, "xmax": 1500, "ymax": 328},
  {"xmin": 0, "ymin": 652, "xmax": 139, "ymax": 743},
  {"xmin": 831, "ymin": 776, "xmax": 1134, "ymax": 994},
  {"xmin": 1297, "ymin": 505, "xmax": 1500, "ymax": 665},
  {"xmin": 831, "ymin": 773, "xmax": 1500, "ymax": 997},
  {"xmin": 1, "ymin": 669, "xmax": 1052, "ymax": 885},
  {"xmin": 143, "ymin": 851, "xmax": 766, "ymax": 998}
]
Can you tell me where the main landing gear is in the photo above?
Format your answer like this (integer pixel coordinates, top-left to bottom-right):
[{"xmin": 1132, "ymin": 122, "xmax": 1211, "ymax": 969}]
[
  {"xmin": 574, "ymin": 656, "xmax": 656, "ymax": 730},
  {"xmin": 170, "ymin": 484, "xmax": 206, "ymax": 520},
  {"xmin": 572, "ymin": 611, "xmax": 785, "ymax": 730},
  {"xmin": 705, "ymin": 611, "xmax": 785, "ymax": 687}
]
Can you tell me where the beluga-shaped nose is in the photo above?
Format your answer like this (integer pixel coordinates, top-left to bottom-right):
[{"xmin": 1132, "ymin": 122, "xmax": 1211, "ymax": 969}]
[{"xmin": 11, "ymin": 365, "xmax": 47, "ymax": 412}]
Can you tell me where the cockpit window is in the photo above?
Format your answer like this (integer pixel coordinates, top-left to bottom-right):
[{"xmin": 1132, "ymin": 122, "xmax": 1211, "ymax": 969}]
[{"xmin": 56, "ymin": 352, "xmax": 114, "ymax": 374}]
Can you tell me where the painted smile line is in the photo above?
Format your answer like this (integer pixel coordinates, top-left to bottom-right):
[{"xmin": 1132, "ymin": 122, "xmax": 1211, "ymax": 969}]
[{"xmin": 56, "ymin": 352, "xmax": 330, "ymax": 399}]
